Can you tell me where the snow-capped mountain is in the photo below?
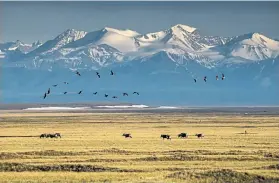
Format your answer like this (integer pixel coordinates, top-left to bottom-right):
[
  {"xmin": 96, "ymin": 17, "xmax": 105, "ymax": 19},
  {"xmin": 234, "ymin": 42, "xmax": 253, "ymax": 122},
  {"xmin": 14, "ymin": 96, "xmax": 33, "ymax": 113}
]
[
  {"xmin": 213, "ymin": 33, "xmax": 279, "ymax": 61},
  {"xmin": 0, "ymin": 40, "xmax": 42, "ymax": 54},
  {"xmin": 27, "ymin": 29, "xmax": 87, "ymax": 56},
  {"xmin": 2, "ymin": 24, "xmax": 279, "ymax": 105},
  {"xmin": 0, "ymin": 40, "xmax": 43, "ymax": 61},
  {"xmin": 4, "ymin": 24, "xmax": 278, "ymax": 70}
]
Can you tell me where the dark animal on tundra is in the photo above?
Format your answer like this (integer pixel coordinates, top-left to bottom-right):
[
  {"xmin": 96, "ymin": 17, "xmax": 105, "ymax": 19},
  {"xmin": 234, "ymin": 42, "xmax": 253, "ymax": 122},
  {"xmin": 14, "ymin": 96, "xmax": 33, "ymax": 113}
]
[
  {"xmin": 122, "ymin": 133, "xmax": 132, "ymax": 138},
  {"xmin": 161, "ymin": 134, "xmax": 171, "ymax": 140},
  {"xmin": 195, "ymin": 133, "xmax": 204, "ymax": 138},
  {"xmin": 40, "ymin": 133, "xmax": 47, "ymax": 138},
  {"xmin": 54, "ymin": 133, "xmax": 61, "ymax": 138},
  {"xmin": 46, "ymin": 134, "xmax": 55, "ymax": 138},
  {"xmin": 45, "ymin": 133, "xmax": 60, "ymax": 138},
  {"xmin": 178, "ymin": 133, "xmax": 188, "ymax": 138}
]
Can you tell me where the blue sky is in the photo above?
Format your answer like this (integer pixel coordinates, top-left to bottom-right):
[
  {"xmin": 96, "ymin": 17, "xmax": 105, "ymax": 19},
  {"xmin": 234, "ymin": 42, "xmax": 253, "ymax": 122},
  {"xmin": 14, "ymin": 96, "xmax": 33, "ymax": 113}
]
[{"xmin": 1, "ymin": 1, "xmax": 279, "ymax": 43}]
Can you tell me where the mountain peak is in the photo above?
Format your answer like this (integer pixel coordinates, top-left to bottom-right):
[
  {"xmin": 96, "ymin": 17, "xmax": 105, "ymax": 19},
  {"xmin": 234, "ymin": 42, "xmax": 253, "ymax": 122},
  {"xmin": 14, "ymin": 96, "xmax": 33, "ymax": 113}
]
[
  {"xmin": 170, "ymin": 24, "xmax": 197, "ymax": 33},
  {"xmin": 102, "ymin": 27, "xmax": 140, "ymax": 37},
  {"xmin": 56, "ymin": 29, "xmax": 87, "ymax": 40}
]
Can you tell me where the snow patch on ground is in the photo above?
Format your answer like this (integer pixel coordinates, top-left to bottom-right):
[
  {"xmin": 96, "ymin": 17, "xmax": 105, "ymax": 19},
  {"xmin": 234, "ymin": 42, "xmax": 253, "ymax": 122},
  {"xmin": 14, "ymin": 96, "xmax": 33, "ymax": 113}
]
[
  {"xmin": 23, "ymin": 107, "xmax": 92, "ymax": 110},
  {"xmin": 96, "ymin": 105, "xmax": 149, "ymax": 109}
]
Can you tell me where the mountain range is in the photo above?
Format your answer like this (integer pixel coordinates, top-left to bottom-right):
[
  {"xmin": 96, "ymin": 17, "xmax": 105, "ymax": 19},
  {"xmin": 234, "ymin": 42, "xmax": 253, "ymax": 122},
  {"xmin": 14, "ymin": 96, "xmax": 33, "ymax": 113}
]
[{"xmin": 1, "ymin": 24, "xmax": 279, "ymax": 105}]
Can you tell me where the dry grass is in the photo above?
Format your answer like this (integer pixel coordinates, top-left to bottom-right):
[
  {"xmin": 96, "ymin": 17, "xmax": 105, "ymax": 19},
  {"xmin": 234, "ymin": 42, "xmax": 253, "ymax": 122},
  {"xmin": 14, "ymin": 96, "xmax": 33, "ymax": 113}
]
[{"xmin": 0, "ymin": 112, "xmax": 279, "ymax": 182}]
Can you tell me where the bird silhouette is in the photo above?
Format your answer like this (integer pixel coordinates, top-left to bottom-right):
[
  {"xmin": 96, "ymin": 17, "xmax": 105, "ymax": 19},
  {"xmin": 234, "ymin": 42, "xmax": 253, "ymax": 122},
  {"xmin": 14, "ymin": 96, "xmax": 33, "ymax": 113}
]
[
  {"xmin": 216, "ymin": 75, "xmax": 219, "ymax": 80},
  {"xmin": 133, "ymin": 92, "xmax": 139, "ymax": 95},
  {"xmin": 96, "ymin": 72, "xmax": 100, "ymax": 78},
  {"xmin": 52, "ymin": 84, "xmax": 58, "ymax": 87},
  {"xmin": 64, "ymin": 92, "xmax": 67, "ymax": 94},
  {"xmin": 104, "ymin": 94, "xmax": 108, "ymax": 97},
  {"xmin": 110, "ymin": 70, "xmax": 114, "ymax": 75},
  {"xmin": 43, "ymin": 93, "xmax": 47, "ymax": 99},
  {"xmin": 78, "ymin": 91, "xmax": 82, "ymax": 94},
  {"xmin": 93, "ymin": 92, "xmax": 98, "ymax": 95},
  {"xmin": 204, "ymin": 76, "xmax": 207, "ymax": 82},
  {"xmin": 194, "ymin": 79, "xmax": 197, "ymax": 83},
  {"xmin": 112, "ymin": 96, "xmax": 118, "ymax": 99},
  {"xmin": 47, "ymin": 88, "xmax": 50, "ymax": 94},
  {"xmin": 123, "ymin": 93, "xmax": 128, "ymax": 96},
  {"xmin": 76, "ymin": 71, "xmax": 81, "ymax": 76},
  {"xmin": 222, "ymin": 73, "xmax": 225, "ymax": 80},
  {"xmin": 64, "ymin": 82, "xmax": 69, "ymax": 84}
]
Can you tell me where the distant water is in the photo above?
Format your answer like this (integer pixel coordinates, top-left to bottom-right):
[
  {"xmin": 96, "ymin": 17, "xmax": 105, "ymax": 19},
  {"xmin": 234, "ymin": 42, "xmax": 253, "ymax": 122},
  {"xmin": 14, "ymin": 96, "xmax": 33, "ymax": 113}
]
[{"xmin": 157, "ymin": 106, "xmax": 179, "ymax": 109}]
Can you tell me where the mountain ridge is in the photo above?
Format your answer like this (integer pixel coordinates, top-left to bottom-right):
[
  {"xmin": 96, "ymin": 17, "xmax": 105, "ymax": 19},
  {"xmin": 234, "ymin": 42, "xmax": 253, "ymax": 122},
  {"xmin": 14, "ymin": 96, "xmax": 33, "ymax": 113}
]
[{"xmin": 2, "ymin": 24, "xmax": 279, "ymax": 70}]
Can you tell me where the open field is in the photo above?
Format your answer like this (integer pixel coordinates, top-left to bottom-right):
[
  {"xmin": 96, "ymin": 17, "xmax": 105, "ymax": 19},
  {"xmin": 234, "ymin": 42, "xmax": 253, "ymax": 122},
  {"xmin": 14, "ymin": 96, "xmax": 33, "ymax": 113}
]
[{"xmin": 0, "ymin": 111, "xmax": 279, "ymax": 182}]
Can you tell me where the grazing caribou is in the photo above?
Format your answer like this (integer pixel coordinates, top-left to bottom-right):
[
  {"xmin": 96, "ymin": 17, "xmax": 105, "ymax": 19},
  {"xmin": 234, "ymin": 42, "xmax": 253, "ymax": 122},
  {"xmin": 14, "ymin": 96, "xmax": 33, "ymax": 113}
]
[
  {"xmin": 54, "ymin": 133, "xmax": 61, "ymax": 138},
  {"xmin": 161, "ymin": 134, "xmax": 171, "ymax": 140},
  {"xmin": 195, "ymin": 133, "xmax": 204, "ymax": 138},
  {"xmin": 178, "ymin": 133, "xmax": 188, "ymax": 138},
  {"xmin": 122, "ymin": 133, "xmax": 132, "ymax": 138},
  {"xmin": 42, "ymin": 133, "xmax": 61, "ymax": 138},
  {"xmin": 40, "ymin": 133, "xmax": 47, "ymax": 138}
]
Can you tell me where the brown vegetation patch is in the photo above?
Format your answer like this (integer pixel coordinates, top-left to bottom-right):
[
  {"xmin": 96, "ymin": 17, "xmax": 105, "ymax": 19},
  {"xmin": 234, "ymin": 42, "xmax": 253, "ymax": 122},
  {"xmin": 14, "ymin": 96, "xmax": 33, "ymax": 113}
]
[
  {"xmin": 167, "ymin": 169, "xmax": 279, "ymax": 183},
  {"xmin": 0, "ymin": 162, "xmax": 142, "ymax": 172},
  {"xmin": 134, "ymin": 154, "xmax": 264, "ymax": 162}
]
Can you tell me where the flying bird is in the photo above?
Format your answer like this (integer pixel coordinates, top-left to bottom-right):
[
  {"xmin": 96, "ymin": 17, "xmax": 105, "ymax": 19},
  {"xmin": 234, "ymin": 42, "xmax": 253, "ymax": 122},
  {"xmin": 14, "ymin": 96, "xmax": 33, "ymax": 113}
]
[
  {"xmin": 43, "ymin": 93, "xmax": 47, "ymax": 99},
  {"xmin": 222, "ymin": 73, "xmax": 225, "ymax": 80},
  {"xmin": 64, "ymin": 82, "xmax": 69, "ymax": 84},
  {"xmin": 216, "ymin": 75, "xmax": 219, "ymax": 80},
  {"xmin": 64, "ymin": 92, "xmax": 67, "ymax": 94},
  {"xmin": 133, "ymin": 92, "xmax": 139, "ymax": 95},
  {"xmin": 204, "ymin": 76, "xmax": 207, "ymax": 82},
  {"xmin": 78, "ymin": 91, "xmax": 82, "ymax": 94},
  {"xmin": 76, "ymin": 71, "xmax": 81, "ymax": 76},
  {"xmin": 112, "ymin": 96, "xmax": 118, "ymax": 99},
  {"xmin": 52, "ymin": 84, "xmax": 58, "ymax": 87},
  {"xmin": 123, "ymin": 93, "xmax": 128, "ymax": 96},
  {"xmin": 194, "ymin": 79, "xmax": 197, "ymax": 83},
  {"xmin": 93, "ymin": 92, "xmax": 98, "ymax": 95},
  {"xmin": 110, "ymin": 70, "xmax": 114, "ymax": 75},
  {"xmin": 104, "ymin": 94, "xmax": 108, "ymax": 98},
  {"xmin": 47, "ymin": 88, "xmax": 50, "ymax": 94},
  {"xmin": 96, "ymin": 72, "xmax": 100, "ymax": 78}
]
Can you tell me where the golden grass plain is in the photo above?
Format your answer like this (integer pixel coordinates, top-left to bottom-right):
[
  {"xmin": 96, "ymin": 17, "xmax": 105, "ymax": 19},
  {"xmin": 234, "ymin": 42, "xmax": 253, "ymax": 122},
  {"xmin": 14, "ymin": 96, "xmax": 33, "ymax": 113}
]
[{"xmin": 0, "ymin": 112, "xmax": 279, "ymax": 183}]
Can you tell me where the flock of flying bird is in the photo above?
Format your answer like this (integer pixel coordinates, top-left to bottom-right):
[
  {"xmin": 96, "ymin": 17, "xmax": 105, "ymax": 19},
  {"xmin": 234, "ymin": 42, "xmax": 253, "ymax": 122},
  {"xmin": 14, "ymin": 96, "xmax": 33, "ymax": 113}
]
[
  {"xmin": 195, "ymin": 73, "xmax": 225, "ymax": 83},
  {"xmin": 42, "ymin": 70, "xmax": 225, "ymax": 100},
  {"xmin": 42, "ymin": 70, "xmax": 140, "ymax": 99}
]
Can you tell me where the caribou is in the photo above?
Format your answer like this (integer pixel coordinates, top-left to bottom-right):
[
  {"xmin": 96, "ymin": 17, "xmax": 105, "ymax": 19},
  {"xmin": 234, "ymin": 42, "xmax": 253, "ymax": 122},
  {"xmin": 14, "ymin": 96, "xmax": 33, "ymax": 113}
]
[
  {"xmin": 195, "ymin": 133, "xmax": 204, "ymax": 138},
  {"xmin": 122, "ymin": 133, "xmax": 132, "ymax": 138},
  {"xmin": 161, "ymin": 134, "xmax": 171, "ymax": 140},
  {"xmin": 178, "ymin": 133, "xmax": 188, "ymax": 138}
]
